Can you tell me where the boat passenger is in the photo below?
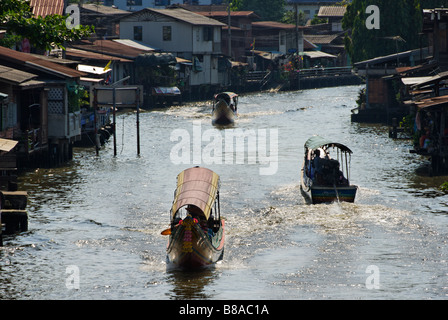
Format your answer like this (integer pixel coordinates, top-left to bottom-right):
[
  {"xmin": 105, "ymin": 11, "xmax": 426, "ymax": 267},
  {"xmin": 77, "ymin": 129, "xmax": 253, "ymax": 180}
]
[{"xmin": 313, "ymin": 150, "xmax": 323, "ymax": 174}]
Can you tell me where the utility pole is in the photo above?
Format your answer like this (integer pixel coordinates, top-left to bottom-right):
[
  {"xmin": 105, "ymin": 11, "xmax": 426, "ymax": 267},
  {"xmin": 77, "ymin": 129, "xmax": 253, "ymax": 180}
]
[{"xmin": 228, "ymin": 1, "xmax": 232, "ymax": 58}]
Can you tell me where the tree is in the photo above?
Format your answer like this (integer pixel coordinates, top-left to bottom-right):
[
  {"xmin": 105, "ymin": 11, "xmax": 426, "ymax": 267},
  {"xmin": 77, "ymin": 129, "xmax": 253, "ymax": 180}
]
[
  {"xmin": 0, "ymin": 0, "xmax": 94, "ymax": 51},
  {"xmin": 342, "ymin": 0, "xmax": 422, "ymax": 63},
  {"xmin": 281, "ymin": 10, "xmax": 307, "ymax": 26},
  {"xmin": 232, "ymin": 0, "xmax": 285, "ymax": 21}
]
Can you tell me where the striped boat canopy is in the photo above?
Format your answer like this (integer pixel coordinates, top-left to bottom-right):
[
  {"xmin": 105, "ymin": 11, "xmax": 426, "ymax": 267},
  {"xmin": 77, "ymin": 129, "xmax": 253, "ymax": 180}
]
[
  {"xmin": 171, "ymin": 167, "xmax": 220, "ymax": 220},
  {"xmin": 304, "ymin": 135, "xmax": 353, "ymax": 154}
]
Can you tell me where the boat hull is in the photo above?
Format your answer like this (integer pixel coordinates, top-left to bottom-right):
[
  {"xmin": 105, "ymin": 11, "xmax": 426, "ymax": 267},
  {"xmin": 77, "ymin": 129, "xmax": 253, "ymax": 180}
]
[
  {"xmin": 167, "ymin": 217, "xmax": 225, "ymax": 270},
  {"xmin": 212, "ymin": 101, "xmax": 235, "ymax": 126},
  {"xmin": 301, "ymin": 167, "xmax": 357, "ymax": 204},
  {"xmin": 309, "ymin": 185, "xmax": 357, "ymax": 204}
]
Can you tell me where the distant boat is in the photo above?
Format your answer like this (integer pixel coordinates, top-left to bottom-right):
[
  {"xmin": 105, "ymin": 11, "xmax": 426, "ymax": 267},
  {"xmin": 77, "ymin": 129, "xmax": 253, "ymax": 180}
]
[
  {"xmin": 212, "ymin": 92, "xmax": 238, "ymax": 126},
  {"xmin": 300, "ymin": 135, "xmax": 357, "ymax": 204},
  {"xmin": 164, "ymin": 167, "xmax": 225, "ymax": 269}
]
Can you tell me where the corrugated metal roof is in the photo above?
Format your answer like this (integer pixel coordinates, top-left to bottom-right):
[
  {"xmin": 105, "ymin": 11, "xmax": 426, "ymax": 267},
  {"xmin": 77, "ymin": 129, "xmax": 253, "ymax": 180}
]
[
  {"xmin": 0, "ymin": 138, "xmax": 18, "ymax": 152},
  {"xmin": 65, "ymin": 48, "xmax": 133, "ymax": 63},
  {"xmin": 318, "ymin": 6, "xmax": 347, "ymax": 17},
  {"xmin": 0, "ymin": 46, "xmax": 85, "ymax": 79},
  {"xmin": 252, "ymin": 21, "xmax": 297, "ymax": 30},
  {"xmin": 0, "ymin": 65, "xmax": 37, "ymax": 84},
  {"xmin": 196, "ymin": 11, "xmax": 259, "ymax": 18},
  {"xmin": 304, "ymin": 34, "xmax": 340, "ymax": 45},
  {"xmin": 81, "ymin": 3, "xmax": 129, "ymax": 15},
  {"xmin": 413, "ymin": 96, "xmax": 448, "ymax": 110},
  {"xmin": 112, "ymin": 39, "xmax": 159, "ymax": 51},
  {"xmin": 70, "ymin": 40, "xmax": 155, "ymax": 60},
  {"xmin": 29, "ymin": 0, "xmax": 64, "ymax": 18}
]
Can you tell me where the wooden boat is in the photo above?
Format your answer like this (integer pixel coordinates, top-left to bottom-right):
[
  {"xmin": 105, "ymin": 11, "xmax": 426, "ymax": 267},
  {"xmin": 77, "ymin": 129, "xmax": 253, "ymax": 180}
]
[
  {"xmin": 301, "ymin": 135, "xmax": 357, "ymax": 204},
  {"xmin": 165, "ymin": 167, "xmax": 225, "ymax": 269},
  {"xmin": 212, "ymin": 92, "xmax": 238, "ymax": 125}
]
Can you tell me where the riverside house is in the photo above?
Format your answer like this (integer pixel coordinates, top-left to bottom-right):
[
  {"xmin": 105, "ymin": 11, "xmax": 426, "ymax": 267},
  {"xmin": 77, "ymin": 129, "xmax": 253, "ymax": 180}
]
[
  {"xmin": 0, "ymin": 46, "xmax": 86, "ymax": 168},
  {"xmin": 119, "ymin": 7, "xmax": 226, "ymax": 99}
]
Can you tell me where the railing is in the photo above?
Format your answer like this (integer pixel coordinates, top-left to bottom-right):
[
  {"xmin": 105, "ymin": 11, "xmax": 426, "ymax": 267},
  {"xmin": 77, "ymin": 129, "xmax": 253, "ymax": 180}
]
[
  {"xmin": 27, "ymin": 128, "xmax": 41, "ymax": 152},
  {"xmin": 293, "ymin": 66, "xmax": 353, "ymax": 78},
  {"xmin": 247, "ymin": 67, "xmax": 353, "ymax": 83}
]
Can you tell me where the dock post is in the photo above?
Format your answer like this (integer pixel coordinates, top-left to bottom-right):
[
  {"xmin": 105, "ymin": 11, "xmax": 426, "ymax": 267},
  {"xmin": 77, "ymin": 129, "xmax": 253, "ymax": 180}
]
[
  {"xmin": 94, "ymin": 89, "xmax": 99, "ymax": 156},
  {"xmin": 136, "ymin": 87, "xmax": 140, "ymax": 156},
  {"xmin": 0, "ymin": 191, "xmax": 3, "ymax": 246},
  {"xmin": 391, "ymin": 117, "xmax": 398, "ymax": 138},
  {"xmin": 113, "ymin": 88, "xmax": 117, "ymax": 157}
]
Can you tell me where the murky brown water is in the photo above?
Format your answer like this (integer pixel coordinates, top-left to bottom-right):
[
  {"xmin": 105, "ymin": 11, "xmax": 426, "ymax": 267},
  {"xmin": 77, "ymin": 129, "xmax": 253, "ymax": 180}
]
[{"xmin": 1, "ymin": 85, "xmax": 447, "ymax": 300}]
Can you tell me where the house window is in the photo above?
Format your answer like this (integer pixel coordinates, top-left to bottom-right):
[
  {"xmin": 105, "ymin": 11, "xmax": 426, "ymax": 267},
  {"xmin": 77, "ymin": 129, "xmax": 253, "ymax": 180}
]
[
  {"xmin": 163, "ymin": 26, "xmax": 172, "ymax": 41},
  {"xmin": 203, "ymin": 27, "xmax": 213, "ymax": 41},
  {"xmin": 134, "ymin": 26, "xmax": 142, "ymax": 41},
  {"xmin": 280, "ymin": 31, "xmax": 285, "ymax": 45},
  {"xmin": 127, "ymin": 0, "xmax": 142, "ymax": 5}
]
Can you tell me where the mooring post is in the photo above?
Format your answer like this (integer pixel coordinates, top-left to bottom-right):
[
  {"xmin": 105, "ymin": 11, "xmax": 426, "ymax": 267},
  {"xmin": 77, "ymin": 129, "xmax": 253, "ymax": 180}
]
[
  {"xmin": 136, "ymin": 87, "xmax": 141, "ymax": 156},
  {"xmin": 392, "ymin": 117, "xmax": 398, "ymax": 139},
  {"xmin": 93, "ymin": 89, "xmax": 99, "ymax": 156},
  {"xmin": 113, "ymin": 88, "xmax": 117, "ymax": 157}
]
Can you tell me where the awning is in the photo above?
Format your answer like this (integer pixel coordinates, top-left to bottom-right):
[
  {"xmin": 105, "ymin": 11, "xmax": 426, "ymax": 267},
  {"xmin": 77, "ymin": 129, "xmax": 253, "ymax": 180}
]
[
  {"xmin": 77, "ymin": 64, "xmax": 111, "ymax": 75},
  {"xmin": 253, "ymin": 50, "xmax": 283, "ymax": 60},
  {"xmin": 402, "ymin": 76, "xmax": 434, "ymax": 86},
  {"xmin": 303, "ymin": 51, "xmax": 337, "ymax": 59},
  {"xmin": 171, "ymin": 167, "xmax": 220, "ymax": 220},
  {"xmin": 176, "ymin": 57, "xmax": 192, "ymax": 65},
  {"xmin": 0, "ymin": 138, "xmax": 18, "ymax": 152},
  {"xmin": 304, "ymin": 135, "xmax": 353, "ymax": 153},
  {"xmin": 80, "ymin": 77, "xmax": 104, "ymax": 83}
]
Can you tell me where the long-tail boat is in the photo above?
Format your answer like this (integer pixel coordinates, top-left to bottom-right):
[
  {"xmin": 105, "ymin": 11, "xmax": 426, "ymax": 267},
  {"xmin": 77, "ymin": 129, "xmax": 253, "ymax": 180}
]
[
  {"xmin": 163, "ymin": 167, "xmax": 225, "ymax": 269},
  {"xmin": 212, "ymin": 92, "xmax": 238, "ymax": 126},
  {"xmin": 301, "ymin": 135, "xmax": 357, "ymax": 204}
]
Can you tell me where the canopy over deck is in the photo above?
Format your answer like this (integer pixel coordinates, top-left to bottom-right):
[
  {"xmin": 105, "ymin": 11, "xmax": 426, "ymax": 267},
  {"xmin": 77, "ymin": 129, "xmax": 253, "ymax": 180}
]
[
  {"xmin": 214, "ymin": 92, "xmax": 238, "ymax": 101},
  {"xmin": 171, "ymin": 167, "xmax": 219, "ymax": 220},
  {"xmin": 304, "ymin": 135, "xmax": 353, "ymax": 154}
]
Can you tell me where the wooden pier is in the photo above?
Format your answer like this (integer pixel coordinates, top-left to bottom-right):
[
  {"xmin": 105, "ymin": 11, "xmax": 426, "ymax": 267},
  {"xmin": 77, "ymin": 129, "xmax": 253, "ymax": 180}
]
[{"xmin": 1, "ymin": 191, "xmax": 28, "ymax": 239}]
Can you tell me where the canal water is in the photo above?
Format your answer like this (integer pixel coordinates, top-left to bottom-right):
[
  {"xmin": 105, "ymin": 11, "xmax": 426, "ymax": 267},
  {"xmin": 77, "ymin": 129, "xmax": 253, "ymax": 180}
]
[{"xmin": 1, "ymin": 85, "xmax": 447, "ymax": 300}]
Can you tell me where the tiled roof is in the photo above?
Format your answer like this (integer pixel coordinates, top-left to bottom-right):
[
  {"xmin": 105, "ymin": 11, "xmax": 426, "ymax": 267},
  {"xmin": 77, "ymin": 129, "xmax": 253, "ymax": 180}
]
[
  {"xmin": 29, "ymin": 0, "xmax": 64, "ymax": 18},
  {"xmin": 122, "ymin": 8, "xmax": 226, "ymax": 27},
  {"xmin": 318, "ymin": 6, "xmax": 347, "ymax": 17}
]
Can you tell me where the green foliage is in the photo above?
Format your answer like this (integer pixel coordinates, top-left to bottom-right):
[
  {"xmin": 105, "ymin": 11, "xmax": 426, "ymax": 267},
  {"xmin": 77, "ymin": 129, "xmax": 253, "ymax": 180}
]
[
  {"xmin": 235, "ymin": 0, "xmax": 285, "ymax": 21},
  {"xmin": 440, "ymin": 181, "xmax": 448, "ymax": 192},
  {"xmin": 281, "ymin": 10, "xmax": 307, "ymax": 26},
  {"xmin": 356, "ymin": 87, "xmax": 366, "ymax": 107},
  {"xmin": 0, "ymin": 0, "xmax": 94, "ymax": 51},
  {"xmin": 310, "ymin": 14, "xmax": 328, "ymax": 25},
  {"xmin": 342, "ymin": 0, "xmax": 423, "ymax": 63}
]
